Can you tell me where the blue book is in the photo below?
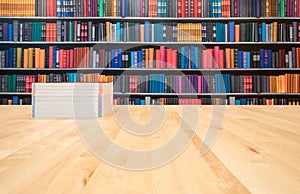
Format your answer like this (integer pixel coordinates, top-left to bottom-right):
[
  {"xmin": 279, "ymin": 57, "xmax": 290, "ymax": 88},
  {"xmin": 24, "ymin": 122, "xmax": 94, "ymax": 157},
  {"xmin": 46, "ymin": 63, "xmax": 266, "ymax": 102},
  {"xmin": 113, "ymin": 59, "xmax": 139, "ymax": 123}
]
[
  {"xmin": 116, "ymin": 22, "xmax": 121, "ymax": 41},
  {"xmin": 53, "ymin": 46, "xmax": 57, "ymax": 68},
  {"xmin": 56, "ymin": 0, "xmax": 62, "ymax": 17},
  {"xmin": 259, "ymin": 49, "xmax": 264, "ymax": 68},
  {"xmin": 135, "ymin": 98, "xmax": 141, "ymax": 105},
  {"xmin": 118, "ymin": 49, "xmax": 123, "ymax": 68},
  {"xmin": 240, "ymin": 98, "xmax": 247, "ymax": 105},
  {"xmin": 236, "ymin": 100, "xmax": 241, "ymax": 105},
  {"xmin": 154, "ymin": 23, "xmax": 163, "ymax": 42},
  {"xmin": 226, "ymin": 74, "xmax": 231, "ymax": 93},
  {"xmin": 261, "ymin": 22, "xmax": 266, "ymax": 42},
  {"xmin": 144, "ymin": 21, "xmax": 150, "ymax": 42},
  {"xmin": 137, "ymin": 50, "xmax": 142, "ymax": 68},
  {"xmin": 8, "ymin": 24, "xmax": 13, "ymax": 41},
  {"xmin": 229, "ymin": 21, "xmax": 235, "ymax": 42},
  {"xmin": 202, "ymin": 23, "xmax": 207, "ymax": 42},
  {"xmin": 70, "ymin": 0, "xmax": 74, "ymax": 17},
  {"xmin": 122, "ymin": 0, "xmax": 126, "ymax": 17},
  {"xmin": 193, "ymin": 46, "xmax": 199, "ymax": 69},
  {"xmin": 216, "ymin": 23, "xmax": 222, "ymax": 42},
  {"xmin": 160, "ymin": 74, "xmax": 165, "ymax": 93},
  {"xmin": 268, "ymin": 50, "xmax": 272, "ymax": 68},
  {"xmin": 238, "ymin": 51, "xmax": 243, "ymax": 68},
  {"xmin": 131, "ymin": 52, "xmax": 135, "ymax": 68},
  {"xmin": 247, "ymin": 52, "xmax": 251, "ymax": 68},
  {"xmin": 141, "ymin": 99, "xmax": 145, "ymax": 105},
  {"xmin": 12, "ymin": 96, "xmax": 18, "ymax": 105}
]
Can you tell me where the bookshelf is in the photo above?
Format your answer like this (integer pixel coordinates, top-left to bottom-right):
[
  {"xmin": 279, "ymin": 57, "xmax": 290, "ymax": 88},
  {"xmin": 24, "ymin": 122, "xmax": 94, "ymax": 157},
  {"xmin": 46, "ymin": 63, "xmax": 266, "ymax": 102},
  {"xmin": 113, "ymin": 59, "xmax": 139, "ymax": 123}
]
[{"xmin": 0, "ymin": 0, "xmax": 300, "ymax": 105}]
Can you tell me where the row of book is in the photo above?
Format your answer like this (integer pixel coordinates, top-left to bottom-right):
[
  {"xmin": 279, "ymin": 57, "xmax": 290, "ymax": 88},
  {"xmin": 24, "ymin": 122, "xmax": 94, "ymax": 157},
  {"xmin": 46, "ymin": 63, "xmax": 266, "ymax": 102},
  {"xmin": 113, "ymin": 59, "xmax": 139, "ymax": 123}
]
[
  {"xmin": 1, "ymin": 46, "xmax": 300, "ymax": 69},
  {"xmin": 0, "ymin": 73, "xmax": 113, "ymax": 93},
  {"xmin": 0, "ymin": 96, "xmax": 31, "ymax": 105},
  {"xmin": 113, "ymin": 97, "xmax": 300, "ymax": 105},
  {"xmin": 1, "ymin": 0, "xmax": 300, "ymax": 17},
  {"xmin": 1, "ymin": 95, "xmax": 299, "ymax": 105},
  {"xmin": 1, "ymin": 21, "xmax": 300, "ymax": 43},
  {"xmin": 1, "ymin": 73, "xmax": 299, "ymax": 93},
  {"xmin": 113, "ymin": 74, "xmax": 300, "ymax": 93}
]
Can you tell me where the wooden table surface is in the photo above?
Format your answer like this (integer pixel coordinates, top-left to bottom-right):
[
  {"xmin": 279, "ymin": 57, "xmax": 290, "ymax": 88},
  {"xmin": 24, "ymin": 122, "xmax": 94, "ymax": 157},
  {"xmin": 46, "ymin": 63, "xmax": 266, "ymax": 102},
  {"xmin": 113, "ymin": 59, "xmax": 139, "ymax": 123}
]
[{"xmin": 0, "ymin": 105, "xmax": 299, "ymax": 194}]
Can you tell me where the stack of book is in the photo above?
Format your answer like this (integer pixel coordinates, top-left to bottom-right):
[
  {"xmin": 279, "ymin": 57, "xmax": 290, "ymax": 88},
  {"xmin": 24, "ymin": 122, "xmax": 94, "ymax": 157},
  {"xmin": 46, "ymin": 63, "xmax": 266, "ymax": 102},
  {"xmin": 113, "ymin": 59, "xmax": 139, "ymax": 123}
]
[{"xmin": 32, "ymin": 82, "xmax": 113, "ymax": 118}]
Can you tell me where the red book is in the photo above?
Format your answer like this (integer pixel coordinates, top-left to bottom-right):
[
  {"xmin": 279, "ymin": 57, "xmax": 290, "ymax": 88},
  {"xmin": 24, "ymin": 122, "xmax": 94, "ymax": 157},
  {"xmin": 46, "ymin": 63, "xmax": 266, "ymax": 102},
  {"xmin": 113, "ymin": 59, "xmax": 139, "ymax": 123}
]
[
  {"xmin": 156, "ymin": 49, "xmax": 160, "ymax": 68},
  {"xmin": 298, "ymin": 0, "xmax": 300, "ymax": 17},
  {"xmin": 172, "ymin": 50, "xmax": 177, "ymax": 69},
  {"xmin": 207, "ymin": 48, "xmax": 213, "ymax": 69},
  {"xmin": 84, "ymin": 0, "xmax": 88, "ymax": 17},
  {"xmin": 213, "ymin": 46, "xmax": 220, "ymax": 68},
  {"xmin": 202, "ymin": 49, "xmax": 207, "ymax": 69},
  {"xmin": 222, "ymin": 0, "xmax": 230, "ymax": 17},
  {"xmin": 69, "ymin": 49, "xmax": 74, "ymax": 68},
  {"xmin": 178, "ymin": 75, "xmax": 182, "ymax": 93},
  {"xmin": 279, "ymin": 49, "xmax": 285, "ymax": 68},
  {"xmin": 47, "ymin": 0, "xmax": 51, "ymax": 17},
  {"xmin": 49, "ymin": 46, "xmax": 53, "ymax": 68},
  {"xmin": 193, "ymin": 0, "xmax": 201, "ymax": 17},
  {"xmin": 178, "ymin": 0, "xmax": 183, "ymax": 17},
  {"xmin": 63, "ymin": 50, "xmax": 67, "ymax": 68},
  {"xmin": 46, "ymin": 23, "xmax": 50, "ymax": 42},
  {"xmin": 160, "ymin": 46, "xmax": 166, "ymax": 68},
  {"xmin": 219, "ymin": 49, "xmax": 224, "ymax": 69},
  {"xmin": 166, "ymin": 48, "xmax": 172, "ymax": 68},
  {"xmin": 198, "ymin": 75, "xmax": 202, "ymax": 93}
]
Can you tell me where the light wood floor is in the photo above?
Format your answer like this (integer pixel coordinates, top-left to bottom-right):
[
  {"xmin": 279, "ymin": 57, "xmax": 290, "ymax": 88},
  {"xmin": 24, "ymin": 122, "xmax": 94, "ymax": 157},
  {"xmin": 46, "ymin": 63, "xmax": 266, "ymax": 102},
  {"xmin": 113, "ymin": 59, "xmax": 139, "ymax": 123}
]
[{"xmin": 0, "ymin": 105, "xmax": 299, "ymax": 194}]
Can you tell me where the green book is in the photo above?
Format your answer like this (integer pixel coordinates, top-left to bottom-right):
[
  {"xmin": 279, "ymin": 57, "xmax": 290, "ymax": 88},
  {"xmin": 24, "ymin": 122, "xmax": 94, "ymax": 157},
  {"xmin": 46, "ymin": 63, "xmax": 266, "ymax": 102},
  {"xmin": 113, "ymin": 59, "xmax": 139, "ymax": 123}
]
[
  {"xmin": 99, "ymin": 0, "xmax": 104, "ymax": 17},
  {"xmin": 280, "ymin": 0, "xmax": 285, "ymax": 17},
  {"xmin": 69, "ymin": 22, "xmax": 74, "ymax": 42}
]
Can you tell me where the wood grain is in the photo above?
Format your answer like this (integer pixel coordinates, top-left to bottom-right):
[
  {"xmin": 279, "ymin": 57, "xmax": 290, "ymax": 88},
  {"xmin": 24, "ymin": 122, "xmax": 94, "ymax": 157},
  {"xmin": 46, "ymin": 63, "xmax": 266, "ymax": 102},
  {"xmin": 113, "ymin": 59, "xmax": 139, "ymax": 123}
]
[{"xmin": 0, "ymin": 105, "xmax": 299, "ymax": 194}]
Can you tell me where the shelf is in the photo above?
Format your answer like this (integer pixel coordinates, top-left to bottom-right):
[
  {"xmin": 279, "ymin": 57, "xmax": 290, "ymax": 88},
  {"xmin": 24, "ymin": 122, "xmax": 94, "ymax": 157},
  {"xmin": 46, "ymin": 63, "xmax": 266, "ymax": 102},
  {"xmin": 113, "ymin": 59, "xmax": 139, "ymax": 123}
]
[
  {"xmin": 113, "ymin": 93, "xmax": 300, "ymax": 97},
  {"xmin": 1, "ymin": 92, "xmax": 300, "ymax": 97},
  {"xmin": 0, "ymin": 16, "xmax": 300, "ymax": 21},
  {"xmin": 0, "ymin": 41, "xmax": 299, "ymax": 46},
  {"xmin": 0, "ymin": 92, "xmax": 31, "ymax": 95},
  {"xmin": 1, "ymin": 68, "xmax": 300, "ymax": 73}
]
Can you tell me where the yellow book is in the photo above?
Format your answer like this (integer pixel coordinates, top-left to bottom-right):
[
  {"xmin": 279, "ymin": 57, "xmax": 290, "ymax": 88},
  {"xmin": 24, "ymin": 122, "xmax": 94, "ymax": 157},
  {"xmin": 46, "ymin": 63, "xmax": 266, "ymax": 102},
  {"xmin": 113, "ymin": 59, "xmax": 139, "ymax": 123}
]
[
  {"xmin": 17, "ymin": 47, "xmax": 22, "ymax": 68},
  {"xmin": 106, "ymin": 22, "xmax": 110, "ymax": 42},
  {"xmin": 40, "ymin": 49, "xmax": 45, "ymax": 69},
  {"xmin": 28, "ymin": 48, "xmax": 33, "ymax": 68}
]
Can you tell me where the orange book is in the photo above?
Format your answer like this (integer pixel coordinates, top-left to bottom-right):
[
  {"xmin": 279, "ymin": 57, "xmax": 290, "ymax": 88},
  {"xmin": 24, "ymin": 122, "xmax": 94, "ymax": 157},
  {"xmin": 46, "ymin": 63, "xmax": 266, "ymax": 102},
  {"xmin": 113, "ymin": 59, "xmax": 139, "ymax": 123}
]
[
  {"xmin": 23, "ymin": 49, "xmax": 28, "ymax": 68},
  {"xmin": 225, "ymin": 48, "xmax": 231, "ymax": 69},
  {"xmin": 273, "ymin": 22, "xmax": 278, "ymax": 42},
  {"xmin": 40, "ymin": 49, "xmax": 45, "ymax": 68},
  {"xmin": 235, "ymin": 25, "xmax": 240, "ymax": 42},
  {"xmin": 140, "ymin": 24, "xmax": 145, "ymax": 42},
  {"xmin": 149, "ymin": 48, "xmax": 154, "ymax": 68},
  {"xmin": 35, "ymin": 48, "xmax": 40, "ymax": 68}
]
